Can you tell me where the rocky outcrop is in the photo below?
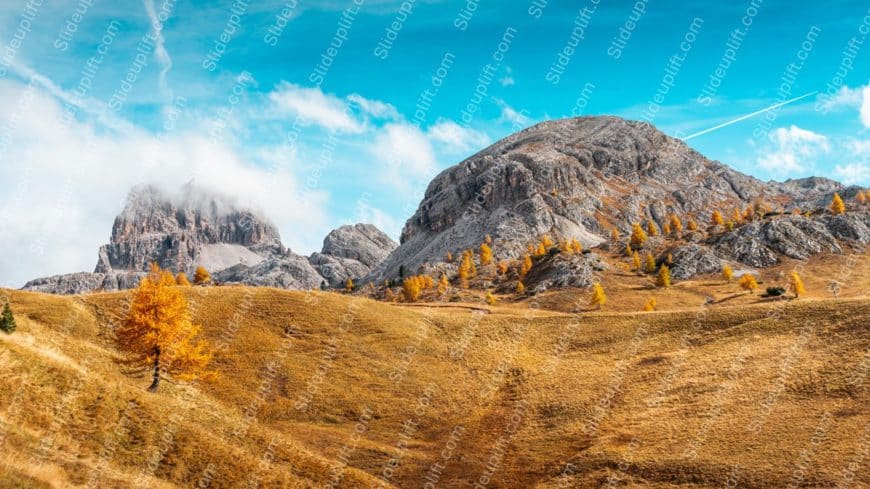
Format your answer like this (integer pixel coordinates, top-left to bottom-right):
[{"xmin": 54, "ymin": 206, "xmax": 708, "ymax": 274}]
[
  {"xmin": 213, "ymin": 254, "xmax": 324, "ymax": 290},
  {"xmin": 21, "ymin": 271, "xmax": 145, "ymax": 295},
  {"xmin": 23, "ymin": 185, "xmax": 396, "ymax": 294},
  {"xmin": 308, "ymin": 224, "xmax": 398, "ymax": 287},
  {"xmin": 665, "ymin": 244, "xmax": 727, "ymax": 280},
  {"xmin": 320, "ymin": 224, "xmax": 398, "ymax": 267},
  {"xmin": 710, "ymin": 216, "xmax": 845, "ymax": 268},
  {"xmin": 94, "ymin": 183, "xmax": 284, "ymax": 274},
  {"xmin": 525, "ymin": 252, "xmax": 608, "ymax": 292},
  {"xmin": 218, "ymin": 224, "xmax": 398, "ymax": 289}
]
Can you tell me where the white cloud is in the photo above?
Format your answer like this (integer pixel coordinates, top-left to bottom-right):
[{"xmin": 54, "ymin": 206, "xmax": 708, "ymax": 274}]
[
  {"xmin": 817, "ymin": 85, "xmax": 864, "ymax": 111},
  {"xmin": 347, "ymin": 93, "xmax": 399, "ymax": 120},
  {"xmin": 427, "ymin": 119, "xmax": 490, "ymax": 154},
  {"xmin": 833, "ymin": 163, "xmax": 870, "ymax": 185},
  {"xmin": 268, "ymin": 82, "xmax": 365, "ymax": 133},
  {"xmin": 816, "ymin": 82, "xmax": 870, "ymax": 129},
  {"xmin": 495, "ymin": 98, "xmax": 530, "ymax": 126},
  {"xmin": 757, "ymin": 125, "xmax": 829, "ymax": 174},
  {"xmin": 354, "ymin": 202, "xmax": 402, "ymax": 240},
  {"xmin": 0, "ymin": 79, "xmax": 327, "ymax": 287},
  {"xmin": 846, "ymin": 139, "xmax": 870, "ymax": 158},
  {"xmin": 861, "ymin": 85, "xmax": 870, "ymax": 129},
  {"xmin": 371, "ymin": 122, "xmax": 437, "ymax": 194}
]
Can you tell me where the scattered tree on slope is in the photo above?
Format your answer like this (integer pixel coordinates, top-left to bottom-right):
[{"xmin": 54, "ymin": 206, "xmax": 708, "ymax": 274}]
[
  {"xmin": 739, "ymin": 274, "xmax": 759, "ymax": 294},
  {"xmin": 789, "ymin": 271, "xmax": 806, "ymax": 298},
  {"xmin": 656, "ymin": 265, "xmax": 671, "ymax": 288},
  {"xmin": 831, "ymin": 193, "xmax": 845, "ymax": 215},
  {"xmin": 175, "ymin": 273, "xmax": 191, "ymax": 286},
  {"xmin": 722, "ymin": 263, "xmax": 733, "ymax": 283},
  {"xmin": 0, "ymin": 302, "xmax": 16, "ymax": 334},
  {"xmin": 117, "ymin": 263, "xmax": 214, "ymax": 392},
  {"xmin": 590, "ymin": 283, "xmax": 606, "ymax": 310},
  {"xmin": 630, "ymin": 223, "xmax": 647, "ymax": 248},
  {"xmin": 194, "ymin": 266, "xmax": 211, "ymax": 285},
  {"xmin": 480, "ymin": 243, "xmax": 493, "ymax": 265}
]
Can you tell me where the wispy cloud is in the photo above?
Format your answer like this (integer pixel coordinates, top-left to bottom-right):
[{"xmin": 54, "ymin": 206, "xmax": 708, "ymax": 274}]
[
  {"xmin": 269, "ymin": 82, "xmax": 366, "ymax": 133},
  {"xmin": 756, "ymin": 125, "xmax": 829, "ymax": 174},
  {"xmin": 143, "ymin": 0, "xmax": 174, "ymax": 96}
]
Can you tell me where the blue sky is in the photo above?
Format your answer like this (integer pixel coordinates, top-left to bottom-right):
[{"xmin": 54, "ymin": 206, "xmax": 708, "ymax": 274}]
[{"xmin": 0, "ymin": 0, "xmax": 868, "ymax": 286}]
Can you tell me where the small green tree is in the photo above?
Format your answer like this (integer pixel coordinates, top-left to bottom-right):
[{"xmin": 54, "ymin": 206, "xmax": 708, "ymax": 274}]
[{"xmin": 1, "ymin": 302, "xmax": 15, "ymax": 334}]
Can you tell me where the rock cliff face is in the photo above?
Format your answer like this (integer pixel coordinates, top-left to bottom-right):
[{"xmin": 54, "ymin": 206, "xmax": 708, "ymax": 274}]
[
  {"xmin": 94, "ymin": 184, "xmax": 284, "ymax": 274},
  {"xmin": 22, "ymin": 186, "xmax": 396, "ymax": 294},
  {"xmin": 374, "ymin": 116, "xmax": 865, "ymax": 280},
  {"xmin": 220, "ymin": 224, "xmax": 397, "ymax": 289}
]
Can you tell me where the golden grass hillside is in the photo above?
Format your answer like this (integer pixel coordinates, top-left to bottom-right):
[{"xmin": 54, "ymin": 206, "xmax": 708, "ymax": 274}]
[{"xmin": 0, "ymin": 285, "xmax": 867, "ymax": 488}]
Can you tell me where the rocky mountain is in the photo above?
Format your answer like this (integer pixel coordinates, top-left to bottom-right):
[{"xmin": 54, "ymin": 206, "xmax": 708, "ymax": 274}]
[
  {"xmin": 373, "ymin": 116, "xmax": 866, "ymax": 281},
  {"xmin": 22, "ymin": 185, "xmax": 396, "ymax": 294},
  {"xmin": 307, "ymin": 224, "xmax": 398, "ymax": 287},
  {"xmin": 220, "ymin": 224, "xmax": 397, "ymax": 289},
  {"xmin": 21, "ymin": 116, "xmax": 866, "ymax": 294}
]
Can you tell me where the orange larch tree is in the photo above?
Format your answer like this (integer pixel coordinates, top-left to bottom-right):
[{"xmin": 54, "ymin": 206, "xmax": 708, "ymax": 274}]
[
  {"xmin": 739, "ymin": 274, "xmax": 758, "ymax": 294},
  {"xmin": 630, "ymin": 223, "xmax": 648, "ymax": 248},
  {"xmin": 590, "ymin": 283, "xmax": 606, "ymax": 310},
  {"xmin": 656, "ymin": 264, "xmax": 671, "ymax": 288},
  {"xmin": 175, "ymin": 272, "xmax": 191, "ymax": 286},
  {"xmin": 193, "ymin": 266, "xmax": 211, "ymax": 285},
  {"xmin": 721, "ymin": 263, "xmax": 733, "ymax": 283},
  {"xmin": 830, "ymin": 193, "xmax": 846, "ymax": 215},
  {"xmin": 520, "ymin": 255, "xmax": 533, "ymax": 278},
  {"xmin": 402, "ymin": 276, "xmax": 423, "ymax": 301},
  {"xmin": 789, "ymin": 271, "xmax": 806, "ymax": 298},
  {"xmin": 117, "ymin": 264, "xmax": 214, "ymax": 392},
  {"xmin": 480, "ymin": 243, "xmax": 493, "ymax": 265},
  {"xmin": 668, "ymin": 214, "xmax": 683, "ymax": 234}
]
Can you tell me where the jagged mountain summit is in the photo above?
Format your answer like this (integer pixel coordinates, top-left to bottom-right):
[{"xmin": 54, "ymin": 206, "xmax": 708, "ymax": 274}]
[
  {"xmin": 96, "ymin": 183, "xmax": 285, "ymax": 274},
  {"xmin": 23, "ymin": 185, "xmax": 396, "ymax": 294},
  {"xmin": 374, "ymin": 116, "xmax": 866, "ymax": 280}
]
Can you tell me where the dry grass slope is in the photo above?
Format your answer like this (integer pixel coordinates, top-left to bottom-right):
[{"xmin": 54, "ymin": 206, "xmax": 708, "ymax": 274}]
[{"xmin": 0, "ymin": 283, "xmax": 867, "ymax": 488}]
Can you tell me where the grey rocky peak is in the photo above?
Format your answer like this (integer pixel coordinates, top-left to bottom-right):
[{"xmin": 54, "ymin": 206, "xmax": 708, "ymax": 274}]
[
  {"xmin": 95, "ymin": 183, "xmax": 283, "ymax": 274},
  {"xmin": 21, "ymin": 116, "xmax": 868, "ymax": 293},
  {"xmin": 307, "ymin": 224, "xmax": 398, "ymax": 287},
  {"xmin": 374, "ymin": 115, "xmax": 868, "ymax": 281},
  {"xmin": 321, "ymin": 223, "xmax": 398, "ymax": 267},
  {"xmin": 216, "ymin": 223, "xmax": 396, "ymax": 289},
  {"xmin": 213, "ymin": 254, "xmax": 324, "ymax": 290},
  {"xmin": 375, "ymin": 116, "xmax": 775, "ymax": 279},
  {"xmin": 23, "ymin": 183, "xmax": 308, "ymax": 294}
]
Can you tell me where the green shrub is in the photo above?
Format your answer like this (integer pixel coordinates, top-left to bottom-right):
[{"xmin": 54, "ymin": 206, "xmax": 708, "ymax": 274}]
[
  {"xmin": 765, "ymin": 287, "xmax": 786, "ymax": 297},
  {"xmin": 0, "ymin": 302, "xmax": 15, "ymax": 334}
]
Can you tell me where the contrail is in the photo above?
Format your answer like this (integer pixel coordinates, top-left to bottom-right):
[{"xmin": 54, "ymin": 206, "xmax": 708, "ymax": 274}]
[
  {"xmin": 683, "ymin": 91, "xmax": 818, "ymax": 140},
  {"xmin": 143, "ymin": 0, "xmax": 174, "ymax": 95}
]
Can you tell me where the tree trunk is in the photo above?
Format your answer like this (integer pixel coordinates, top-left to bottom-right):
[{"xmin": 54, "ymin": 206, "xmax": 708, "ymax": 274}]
[{"xmin": 148, "ymin": 346, "xmax": 161, "ymax": 392}]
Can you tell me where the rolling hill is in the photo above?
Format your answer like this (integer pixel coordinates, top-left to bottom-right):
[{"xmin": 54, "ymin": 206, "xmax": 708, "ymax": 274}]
[{"xmin": 1, "ymin": 269, "xmax": 867, "ymax": 487}]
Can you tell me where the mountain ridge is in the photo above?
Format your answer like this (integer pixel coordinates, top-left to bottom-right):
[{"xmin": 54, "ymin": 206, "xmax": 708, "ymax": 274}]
[{"xmin": 20, "ymin": 115, "xmax": 868, "ymax": 294}]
